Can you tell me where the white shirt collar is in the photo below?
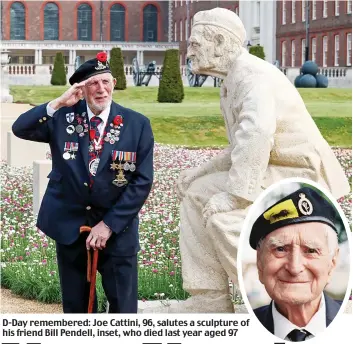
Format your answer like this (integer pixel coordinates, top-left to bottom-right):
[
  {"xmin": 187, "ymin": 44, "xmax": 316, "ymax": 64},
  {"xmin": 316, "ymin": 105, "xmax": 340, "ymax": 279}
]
[
  {"xmin": 272, "ymin": 293, "xmax": 326, "ymax": 340},
  {"xmin": 86, "ymin": 101, "xmax": 112, "ymax": 126}
]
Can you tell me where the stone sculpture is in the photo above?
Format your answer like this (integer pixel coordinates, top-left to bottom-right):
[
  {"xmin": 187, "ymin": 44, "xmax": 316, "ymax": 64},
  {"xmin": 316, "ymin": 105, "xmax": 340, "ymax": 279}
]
[{"xmin": 144, "ymin": 8, "xmax": 350, "ymax": 313}]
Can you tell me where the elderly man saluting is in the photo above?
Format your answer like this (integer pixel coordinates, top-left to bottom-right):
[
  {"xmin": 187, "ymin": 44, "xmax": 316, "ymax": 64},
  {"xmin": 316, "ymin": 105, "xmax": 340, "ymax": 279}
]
[
  {"xmin": 250, "ymin": 186, "xmax": 344, "ymax": 341},
  {"xmin": 12, "ymin": 52, "xmax": 154, "ymax": 313}
]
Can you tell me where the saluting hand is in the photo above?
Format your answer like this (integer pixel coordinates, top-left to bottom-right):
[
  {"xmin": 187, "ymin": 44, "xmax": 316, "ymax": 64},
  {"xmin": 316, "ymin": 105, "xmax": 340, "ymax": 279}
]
[
  {"xmin": 49, "ymin": 81, "xmax": 87, "ymax": 110},
  {"xmin": 86, "ymin": 221, "xmax": 112, "ymax": 250}
]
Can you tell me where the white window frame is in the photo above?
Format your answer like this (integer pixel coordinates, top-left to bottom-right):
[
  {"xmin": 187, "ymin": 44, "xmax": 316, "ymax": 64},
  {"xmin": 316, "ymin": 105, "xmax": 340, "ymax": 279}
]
[
  {"xmin": 334, "ymin": 35, "xmax": 340, "ymax": 66},
  {"xmin": 301, "ymin": 38, "xmax": 306, "ymax": 65},
  {"xmin": 312, "ymin": 37, "xmax": 317, "ymax": 62},
  {"xmin": 282, "ymin": 1, "xmax": 286, "ymax": 25},
  {"xmin": 180, "ymin": 20, "xmax": 183, "ymax": 41},
  {"xmin": 175, "ymin": 0, "xmax": 177, "ymax": 8},
  {"xmin": 312, "ymin": 0, "xmax": 316, "ymax": 20},
  {"xmin": 292, "ymin": 0, "xmax": 296, "ymax": 23},
  {"xmin": 347, "ymin": 33, "xmax": 352, "ymax": 66},
  {"xmin": 291, "ymin": 40, "xmax": 296, "ymax": 67},
  {"xmin": 174, "ymin": 21, "xmax": 177, "ymax": 42},
  {"xmin": 323, "ymin": 36, "xmax": 328, "ymax": 67},
  {"xmin": 348, "ymin": 0, "xmax": 352, "ymax": 13},
  {"xmin": 335, "ymin": 0, "xmax": 340, "ymax": 15},
  {"xmin": 323, "ymin": 0, "xmax": 328, "ymax": 18},
  {"xmin": 302, "ymin": 0, "xmax": 306, "ymax": 21},
  {"xmin": 235, "ymin": 6, "xmax": 239, "ymax": 15},
  {"xmin": 282, "ymin": 41, "xmax": 287, "ymax": 66},
  {"xmin": 185, "ymin": 18, "xmax": 188, "ymax": 41}
]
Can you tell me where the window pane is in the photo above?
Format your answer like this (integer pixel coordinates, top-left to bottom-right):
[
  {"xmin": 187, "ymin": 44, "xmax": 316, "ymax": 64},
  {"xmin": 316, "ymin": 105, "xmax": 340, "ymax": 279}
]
[
  {"xmin": 10, "ymin": 2, "xmax": 25, "ymax": 40},
  {"xmin": 77, "ymin": 4, "xmax": 92, "ymax": 41},
  {"xmin": 44, "ymin": 3, "xmax": 59, "ymax": 40},
  {"xmin": 110, "ymin": 4, "xmax": 125, "ymax": 41},
  {"xmin": 143, "ymin": 4, "xmax": 157, "ymax": 42}
]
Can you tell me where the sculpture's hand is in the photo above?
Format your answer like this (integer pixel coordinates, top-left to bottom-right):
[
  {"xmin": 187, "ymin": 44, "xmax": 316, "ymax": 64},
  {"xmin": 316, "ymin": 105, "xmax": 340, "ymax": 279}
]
[
  {"xmin": 202, "ymin": 192, "xmax": 251, "ymax": 227},
  {"xmin": 175, "ymin": 167, "xmax": 201, "ymax": 201},
  {"xmin": 49, "ymin": 81, "xmax": 87, "ymax": 110}
]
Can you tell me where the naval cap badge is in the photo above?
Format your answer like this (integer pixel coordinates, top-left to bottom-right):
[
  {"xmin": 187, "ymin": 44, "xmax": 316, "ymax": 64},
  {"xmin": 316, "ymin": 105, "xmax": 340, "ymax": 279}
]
[{"xmin": 298, "ymin": 193, "xmax": 313, "ymax": 215}]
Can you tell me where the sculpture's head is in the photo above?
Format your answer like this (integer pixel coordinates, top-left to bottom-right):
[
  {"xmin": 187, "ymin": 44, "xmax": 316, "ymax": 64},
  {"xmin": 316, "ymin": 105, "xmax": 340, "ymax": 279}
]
[{"xmin": 187, "ymin": 8, "xmax": 246, "ymax": 77}]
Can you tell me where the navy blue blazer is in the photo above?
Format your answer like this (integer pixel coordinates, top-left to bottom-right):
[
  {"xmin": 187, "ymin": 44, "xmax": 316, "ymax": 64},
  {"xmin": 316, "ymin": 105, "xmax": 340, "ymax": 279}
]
[
  {"xmin": 12, "ymin": 100, "xmax": 154, "ymax": 255},
  {"xmin": 253, "ymin": 292, "xmax": 342, "ymax": 334}
]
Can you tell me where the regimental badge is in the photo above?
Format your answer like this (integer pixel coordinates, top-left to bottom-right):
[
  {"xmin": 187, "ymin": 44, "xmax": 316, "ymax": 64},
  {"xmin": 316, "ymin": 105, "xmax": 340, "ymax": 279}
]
[
  {"xmin": 298, "ymin": 193, "xmax": 313, "ymax": 215},
  {"xmin": 66, "ymin": 125, "xmax": 75, "ymax": 135},
  {"xmin": 95, "ymin": 60, "xmax": 107, "ymax": 71},
  {"xmin": 66, "ymin": 112, "xmax": 75, "ymax": 123}
]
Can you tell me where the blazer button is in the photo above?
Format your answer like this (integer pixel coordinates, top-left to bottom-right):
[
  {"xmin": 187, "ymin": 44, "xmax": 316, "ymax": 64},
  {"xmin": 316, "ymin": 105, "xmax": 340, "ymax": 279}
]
[
  {"xmin": 86, "ymin": 206, "xmax": 91, "ymax": 210},
  {"xmin": 43, "ymin": 117, "xmax": 47, "ymax": 121},
  {"xmin": 84, "ymin": 182, "xmax": 88, "ymax": 187}
]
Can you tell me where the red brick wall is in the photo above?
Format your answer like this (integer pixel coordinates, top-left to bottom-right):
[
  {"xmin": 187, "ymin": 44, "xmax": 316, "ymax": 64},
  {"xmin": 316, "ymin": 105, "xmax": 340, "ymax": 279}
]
[
  {"xmin": 2, "ymin": 0, "xmax": 169, "ymax": 42},
  {"xmin": 277, "ymin": 0, "xmax": 352, "ymax": 67}
]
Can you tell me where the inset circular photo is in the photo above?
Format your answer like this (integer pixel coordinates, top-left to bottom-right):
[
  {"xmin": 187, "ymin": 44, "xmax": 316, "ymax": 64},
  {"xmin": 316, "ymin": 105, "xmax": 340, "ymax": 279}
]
[{"xmin": 237, "ymin": 178, "xmax": 351, "ymax": 341}]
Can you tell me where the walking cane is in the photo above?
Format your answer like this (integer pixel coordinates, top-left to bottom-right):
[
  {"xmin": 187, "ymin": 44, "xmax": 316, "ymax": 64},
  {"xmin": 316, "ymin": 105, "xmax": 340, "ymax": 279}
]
[{"xmin": 80, "ymin": 225, "xmax": 99, "ymax": 313}]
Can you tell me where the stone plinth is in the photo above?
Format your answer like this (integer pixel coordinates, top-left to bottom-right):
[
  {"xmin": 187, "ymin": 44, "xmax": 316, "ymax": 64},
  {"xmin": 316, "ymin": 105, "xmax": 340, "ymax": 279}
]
[{"xmin": 7, "ymin": 131, "xmax": 49, "ymax": 167}]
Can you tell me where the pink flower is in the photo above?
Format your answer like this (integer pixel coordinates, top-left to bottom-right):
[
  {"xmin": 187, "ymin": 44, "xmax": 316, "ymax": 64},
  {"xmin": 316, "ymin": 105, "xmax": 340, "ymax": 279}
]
[
  {"xmin": 42, "ymin": 259, "xmax": 47, "ymax": 265},
  {"xmin": 170, "ymin": 271, "xmax": 175, "ymax": 276},
  {"xmin": 152, "ymin": 269, "xmax": 158, "ymax": 273}
]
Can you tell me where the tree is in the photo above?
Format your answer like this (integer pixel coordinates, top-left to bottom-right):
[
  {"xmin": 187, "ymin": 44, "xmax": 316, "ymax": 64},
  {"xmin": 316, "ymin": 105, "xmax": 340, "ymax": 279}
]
[
  {"xmin": 158, "ymin": 49, "xmax": 184, "ymax": 103},
  {"xmin": 249, "ymin": 45, "xmax": 266, "ymax": 60},
  {"xmin": 50, "ymin": 52, "xmax": 67, "ymax": 85},
  {"xmin": 110, "ymin": 47, "xmax": 127, "ymax": 90}
]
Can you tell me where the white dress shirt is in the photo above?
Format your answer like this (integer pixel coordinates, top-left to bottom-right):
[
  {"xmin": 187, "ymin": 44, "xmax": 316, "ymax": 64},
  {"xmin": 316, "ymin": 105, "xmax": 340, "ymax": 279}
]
[
  {"xmin": 46, "ymin": 101, "xmax": 112, "ymax": 142},
  {"xmin": 272, "ymin": 293, "xmax": 326, "ymax": 341}
]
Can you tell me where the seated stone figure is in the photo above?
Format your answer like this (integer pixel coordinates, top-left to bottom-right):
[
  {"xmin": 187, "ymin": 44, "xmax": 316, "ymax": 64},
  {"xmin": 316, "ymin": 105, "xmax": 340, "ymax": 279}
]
[{"xmin": 144, "ymin": 8, "xmax": 350, "ymax": 313}]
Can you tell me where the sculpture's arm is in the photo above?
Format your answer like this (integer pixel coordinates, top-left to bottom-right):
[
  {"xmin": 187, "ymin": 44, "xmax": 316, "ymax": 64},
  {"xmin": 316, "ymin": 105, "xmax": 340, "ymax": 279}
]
[
  {"xmin": 176, "ymin": 146, "xmax": 232, "ymax": 200},
  {"xmin": 203, "ymin": 80, "xmax": 276, "ymax": 221}
]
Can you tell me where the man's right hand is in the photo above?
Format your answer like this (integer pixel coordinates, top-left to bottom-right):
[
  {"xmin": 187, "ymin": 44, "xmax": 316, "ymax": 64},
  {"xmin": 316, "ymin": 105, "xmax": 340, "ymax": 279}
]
[{"xmin": 49, "ymin": 81, "xmax": 87, "ymax": 110}]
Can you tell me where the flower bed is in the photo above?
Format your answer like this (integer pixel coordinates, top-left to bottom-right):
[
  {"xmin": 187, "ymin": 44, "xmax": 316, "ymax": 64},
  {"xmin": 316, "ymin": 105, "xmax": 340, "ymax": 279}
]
[{"xmin": 1, "ymin": 145, "xmax": 351, "ymax": 311}]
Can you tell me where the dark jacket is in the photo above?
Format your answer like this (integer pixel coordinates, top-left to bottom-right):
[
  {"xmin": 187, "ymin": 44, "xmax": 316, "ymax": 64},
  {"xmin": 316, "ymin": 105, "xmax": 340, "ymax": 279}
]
[{"xmin": 12, "ymin": 99, "xmax": 154, "ymax": 255}]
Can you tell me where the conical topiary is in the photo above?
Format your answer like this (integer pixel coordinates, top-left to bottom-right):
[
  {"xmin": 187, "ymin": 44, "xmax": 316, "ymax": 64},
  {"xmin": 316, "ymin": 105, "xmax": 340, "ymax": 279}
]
[
  {"xmin": 51, "ymin": 52, "xmax": 67, "ymax": 85},
  {"xmin": 157, "ymin": 49, "xmax": 184, "ymax": 103},
  {"xmin": 110, "ymin": 47, "xmax": 127, "ymax": 90}
]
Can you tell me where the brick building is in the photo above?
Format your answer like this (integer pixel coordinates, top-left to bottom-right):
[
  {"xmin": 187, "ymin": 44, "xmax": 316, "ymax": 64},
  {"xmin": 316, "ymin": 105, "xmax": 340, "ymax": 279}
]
[
  {"xmin": 277, "ymin": 0, "xmax": 352, "ymax": 67},
  {"xmin": 1, "ymin": 0, "xmax": 177, "ymax": 83}
]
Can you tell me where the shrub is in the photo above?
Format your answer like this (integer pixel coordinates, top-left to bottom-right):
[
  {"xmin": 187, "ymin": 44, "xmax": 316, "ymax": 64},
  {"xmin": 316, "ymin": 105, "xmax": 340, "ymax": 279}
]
[
  {"xmin": 249, "ymin": 45, "xmax": 266, "ymax": 60},
  {"xmin": 50, "ymin": 52, "xmax": 67, "ymax": 86},
  {"xmin": 158, "ymin": 49, "xmax": 184, "ymax": 103},
  {"xmin": 110, "ymin": 47, "xmax": 127, "ymax": 90}
]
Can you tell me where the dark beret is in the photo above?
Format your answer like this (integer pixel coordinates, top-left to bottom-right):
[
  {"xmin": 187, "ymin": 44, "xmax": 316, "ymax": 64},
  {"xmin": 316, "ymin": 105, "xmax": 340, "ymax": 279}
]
[
  {"xmin": 249, "ymin": 186, "xmax": 339, "ymax": 250},
  {"xmin": 69, "ymin": 51, "xmax": 112, "ymax": 85}
]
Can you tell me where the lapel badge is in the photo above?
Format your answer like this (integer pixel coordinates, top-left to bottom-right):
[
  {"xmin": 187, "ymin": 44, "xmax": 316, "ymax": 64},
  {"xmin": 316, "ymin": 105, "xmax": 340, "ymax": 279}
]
[
  {"xmin": 66, "ymin": 112, "xmax": 75, "ymax": 123},
  {"xmin": 63, "ymin": 142, "xmax": 79, "ymax": 160},
  {"xmin": 298, "ymin": 193, "xmax": 313, "ymax": 215},
  {"xmin": 66, "ymin": 125, "xmax": 75, "ymax": 135}
]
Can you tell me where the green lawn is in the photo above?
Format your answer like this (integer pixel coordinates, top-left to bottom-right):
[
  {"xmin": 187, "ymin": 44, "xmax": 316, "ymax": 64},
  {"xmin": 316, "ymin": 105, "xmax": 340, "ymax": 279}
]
[{"xmin": 10, "ymin": 86, "xmax": 352, "ymax": 147}]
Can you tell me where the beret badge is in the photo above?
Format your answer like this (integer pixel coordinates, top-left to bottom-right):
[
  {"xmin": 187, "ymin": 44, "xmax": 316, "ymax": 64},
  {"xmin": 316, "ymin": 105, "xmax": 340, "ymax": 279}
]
[
  {"xmin": 298, "ymin": 193, "xmax": 313, "ymax": 215},
  {"xmin": 95, "ymin": 52, "xmax": 108, "ymax": 71}
]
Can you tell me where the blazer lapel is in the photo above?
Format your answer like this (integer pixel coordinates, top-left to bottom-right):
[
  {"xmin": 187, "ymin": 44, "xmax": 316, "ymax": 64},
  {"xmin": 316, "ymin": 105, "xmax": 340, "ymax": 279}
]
[
  {"xmin": 95, "ymin": 102, "xmax": 126, "ymax": 176},
  {"xmin": 75, "ymin": 100, "xmax": 90, "ymax": 175}
]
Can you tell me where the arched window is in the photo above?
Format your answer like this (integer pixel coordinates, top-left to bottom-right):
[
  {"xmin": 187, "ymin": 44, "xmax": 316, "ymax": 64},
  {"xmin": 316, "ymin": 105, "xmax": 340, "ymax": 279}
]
[
  {"xmin": 77, "ymin": 4, "xmax": 92, "ymax": 41},
  {"xmin": 110, "ymin": 4, "xmax": 125, "ymax": 41},
  {"xmin": 143, "ymin": 4, "xmax": 157, "ymax": 42},
  {"xmin": 10, "ymin": 2, "xmax": 25, "ymax": 40},
  {"xmin": 44, "ymin": 2, "xmax": 59, "ymax": 40}
]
